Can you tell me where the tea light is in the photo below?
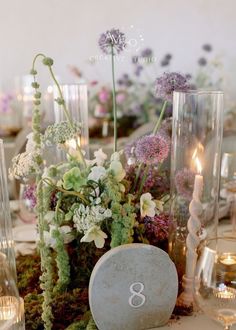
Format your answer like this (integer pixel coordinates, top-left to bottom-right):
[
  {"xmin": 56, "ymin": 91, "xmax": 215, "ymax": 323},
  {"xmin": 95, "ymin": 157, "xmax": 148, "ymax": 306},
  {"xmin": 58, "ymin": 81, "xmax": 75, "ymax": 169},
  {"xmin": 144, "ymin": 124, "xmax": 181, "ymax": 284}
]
[
  {"xmin": 220, "ymin": 254, "xmax": 236, "ymax": 266},
  {"xmin": 214, "ymin": 284, "xmax": 236, "ymax": 300},
  {"xmin": 0, "ymin": 296, "xmax": 18, "ymax": 321}
]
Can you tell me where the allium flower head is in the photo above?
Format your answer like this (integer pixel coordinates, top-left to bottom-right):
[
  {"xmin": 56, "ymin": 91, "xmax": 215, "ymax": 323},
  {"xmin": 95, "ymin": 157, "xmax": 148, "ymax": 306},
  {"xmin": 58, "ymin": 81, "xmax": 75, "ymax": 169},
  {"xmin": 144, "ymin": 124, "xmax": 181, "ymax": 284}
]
[
  {"xmin": 202, "ymin": 44, "xmax": 212, "ymax": 52},
  {"xmin": 175, "ymin": 168, "xmax": 195, "ymax": 200},
  {"xmin": 135, "ymin": 134, "xmax": 169, "ymax": 165},
  {"xmin": 99, "ymin": 28, "xmax": 126, "ymax": 54},
  {"xmin": 141, "ymin": 48, "xmax": 153, "ymax": 58},
  {"xmin": 143, "ymin": 213, "xmax": 172, "ymax": 244},
  {"xmin": 155, "ymin": 72, "xmax": 190, "ymax": 102}
]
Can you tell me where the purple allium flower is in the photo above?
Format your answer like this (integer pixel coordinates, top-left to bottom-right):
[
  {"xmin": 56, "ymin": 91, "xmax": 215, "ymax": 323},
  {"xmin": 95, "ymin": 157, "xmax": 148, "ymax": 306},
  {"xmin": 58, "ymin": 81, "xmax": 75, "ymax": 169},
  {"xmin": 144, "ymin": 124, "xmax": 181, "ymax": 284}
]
[
  {"xmin": 165, "ymin": 53, "xmax": 172, "ymax": 61},
  {"xmin": 155, "ymin": 72, "xmax": 191, "ymax": 102},
  {"xmin": 99, "ymin": 28, "xmax": 126, "ymax": 54},
  {"xmin": 135, "ymin": 134, "xmax": 169, "ymax": 165},
  {"xmin": 175, "ymin": 168, "xmax": 195, "ymax": 200},
  {"xmin": 143, "ymin": 213, "xmax": 172, "ymax": 244},
  {"xmin": 134, "ymin": 65, "xmax": 143, "ymax": 77},
  {"xmin": 117, "ymin": 73, "xmax": 133, "ymax": 87},
  {"xmin": 160, "ymin": 59, "xmax": 170, "ymax": 67},
  {"xmin": 202, "ymin": 44, "xmax": 212, "ymax": 52},
  {"xmin": 198, "ymin": 57, "xmax": 207, "ymax": 66},
  {"xmin": 132, "ymin": 55, "xmax": 139, "ymax": 64},
  {"xmin": 159, "ymin": 117, "xmax": 172, "ymax": 144},
  {"xmin": 141, "ymin": 48, "xmax": 153, "ymax": 58},
  {"xmin": 23, "ymin": 184, "xmax": 37, "ymax": 209}
]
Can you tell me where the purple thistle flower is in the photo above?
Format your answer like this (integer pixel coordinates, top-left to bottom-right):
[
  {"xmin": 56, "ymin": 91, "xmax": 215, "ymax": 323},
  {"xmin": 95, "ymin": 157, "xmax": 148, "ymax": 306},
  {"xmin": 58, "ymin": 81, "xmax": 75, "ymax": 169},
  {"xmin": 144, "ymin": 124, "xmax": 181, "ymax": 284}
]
[
  {"xmin": 135, "ymin": 134, "xmax": 169, "ymax": 165},
  {"xmin": 99, "ymin": 28, "xmax": 126, "ymax": 54},
  {"xmin": 202, "ymin": 44, "xmax": 212, "ymax": 52},
  {"xmin": 143, "ymin": 213, "xmax": 172, "ymax": 244},
  {"xmin": 23, "ymin": 184, "xmax": 37, "ymax": 209},
  {"xmin": 175, "ymin": 168, "xmax": 195, "ymax": 200},
  {"xmin": 155, "ymin": 72, "xmax": 191, "ymax": 102}
]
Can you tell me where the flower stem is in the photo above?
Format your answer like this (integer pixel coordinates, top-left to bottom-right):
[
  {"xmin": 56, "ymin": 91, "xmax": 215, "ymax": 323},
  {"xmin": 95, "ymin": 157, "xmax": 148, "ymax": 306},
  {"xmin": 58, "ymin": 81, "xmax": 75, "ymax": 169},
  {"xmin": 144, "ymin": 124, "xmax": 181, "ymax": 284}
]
[
  {"xmin": 137, "ymin": 165, "xmax": 150, "ymax": 197},
  {"xmin": 43, "ymin": 178, "xmax": 89, "ymax": 205},
  {"xmin": 153, "ymin": 100, "xmax": 167, "ymax": 134},
  {"xmin": 111, "ymin": 46, "xmax": 118, "ymax": 152},
  {"xmin": 131, "ymin": 163, "xmax": 143, "ymax": 193}
]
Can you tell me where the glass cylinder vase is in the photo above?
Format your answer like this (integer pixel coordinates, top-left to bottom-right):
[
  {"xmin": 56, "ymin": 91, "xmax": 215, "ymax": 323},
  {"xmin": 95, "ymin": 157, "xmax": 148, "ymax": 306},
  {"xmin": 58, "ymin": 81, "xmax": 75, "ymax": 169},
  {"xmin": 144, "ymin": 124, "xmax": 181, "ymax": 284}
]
[
  {"xmin": 53, "ymin": 84, "xmax": 89, "ymax": 162},
  {"xmin": 169, "ymin": 91, "xmax": 223, "ymax": 289},
  {"xmin": 0, "ymin": 140, "xmax": 17, "ymax": 280}
]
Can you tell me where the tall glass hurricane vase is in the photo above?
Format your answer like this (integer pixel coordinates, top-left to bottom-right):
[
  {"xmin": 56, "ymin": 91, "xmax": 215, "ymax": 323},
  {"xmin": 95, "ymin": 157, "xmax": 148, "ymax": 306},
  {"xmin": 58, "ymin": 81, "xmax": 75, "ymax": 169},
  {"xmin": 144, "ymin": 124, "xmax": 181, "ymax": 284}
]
[
  {"xmin": 53, "ymin": 84, "xmax": 89, "ymax": 161},
  {"xmin": 169, "ymin": 91, "xmax": 223, "ymax": 290},
  {"xmin": 0, "ymin": 140, "xmax": 17, "ymax": 280}
]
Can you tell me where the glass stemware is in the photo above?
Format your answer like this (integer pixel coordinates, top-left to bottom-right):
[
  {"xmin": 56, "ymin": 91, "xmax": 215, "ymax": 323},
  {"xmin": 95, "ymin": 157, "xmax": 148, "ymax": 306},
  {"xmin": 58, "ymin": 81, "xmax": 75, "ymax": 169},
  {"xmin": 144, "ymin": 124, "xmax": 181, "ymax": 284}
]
[{"xmin": 194, "ymin": 237, "xmax": 236, "ymax": 330}]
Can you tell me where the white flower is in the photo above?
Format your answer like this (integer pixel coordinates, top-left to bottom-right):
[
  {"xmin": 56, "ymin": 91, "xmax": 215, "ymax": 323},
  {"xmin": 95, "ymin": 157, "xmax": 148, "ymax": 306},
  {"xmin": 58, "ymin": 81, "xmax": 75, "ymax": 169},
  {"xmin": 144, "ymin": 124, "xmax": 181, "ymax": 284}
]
[
  {"xmin": 109, "ymin": 161, "xmax": 125, "ymax": 182},
  {"xmin": 81, "ymin": 225, "xmax": 107, "ymax": 248},
  {"xmin": 94, "ymin": 148, "xmax": 107, "ymax": 166},
  {"xmin": 25, "ymin": 133, "xmax": 36, "ymax": 152},
  {"xmin": 88, "ymin": 166, "xmax": 106, "ymax": 182},
  {"xmin": 43, "ymin": 225, "xmax": 74, "ymax": 248},
  {"xmin": 140, "ymin": 192, "xmax": 156, "ymax": 218}
]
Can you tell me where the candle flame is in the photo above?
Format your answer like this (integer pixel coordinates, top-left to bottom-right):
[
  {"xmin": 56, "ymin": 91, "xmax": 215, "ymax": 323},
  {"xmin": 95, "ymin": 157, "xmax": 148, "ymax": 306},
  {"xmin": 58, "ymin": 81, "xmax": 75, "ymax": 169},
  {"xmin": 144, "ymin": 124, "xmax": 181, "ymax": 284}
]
[{"xmin": 195, "ymin": 157, "xmax": 202, "ymax": 174}]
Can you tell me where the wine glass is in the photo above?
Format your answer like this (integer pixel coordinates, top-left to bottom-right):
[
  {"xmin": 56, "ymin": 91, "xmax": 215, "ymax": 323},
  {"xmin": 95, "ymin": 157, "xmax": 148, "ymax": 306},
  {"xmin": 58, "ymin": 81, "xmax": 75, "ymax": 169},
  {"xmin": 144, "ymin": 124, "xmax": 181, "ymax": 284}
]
[
  {"xmin": 194, "ymin": 237, "xmax": 236, "ymax": 330},
  {"xmin": 0, "ymin": 252, "xmax": 20, "ymax": 330}
]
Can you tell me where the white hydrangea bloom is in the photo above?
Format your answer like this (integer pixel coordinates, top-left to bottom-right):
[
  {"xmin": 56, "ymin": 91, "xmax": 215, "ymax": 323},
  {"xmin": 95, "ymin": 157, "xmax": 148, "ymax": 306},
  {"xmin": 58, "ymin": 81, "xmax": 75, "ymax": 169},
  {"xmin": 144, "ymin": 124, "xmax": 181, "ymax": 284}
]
[{"xmin": 73, "ymin": 202, "xmax": 112, "ymax": 237}]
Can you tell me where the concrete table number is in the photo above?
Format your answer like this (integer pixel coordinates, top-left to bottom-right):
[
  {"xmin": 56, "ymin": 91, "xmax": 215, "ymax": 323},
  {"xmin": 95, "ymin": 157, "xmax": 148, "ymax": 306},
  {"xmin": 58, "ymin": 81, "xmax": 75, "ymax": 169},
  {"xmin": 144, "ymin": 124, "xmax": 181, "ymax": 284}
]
[{"xmin": 89, "ymin": 243, "xmax": 178, "ymax": 330}]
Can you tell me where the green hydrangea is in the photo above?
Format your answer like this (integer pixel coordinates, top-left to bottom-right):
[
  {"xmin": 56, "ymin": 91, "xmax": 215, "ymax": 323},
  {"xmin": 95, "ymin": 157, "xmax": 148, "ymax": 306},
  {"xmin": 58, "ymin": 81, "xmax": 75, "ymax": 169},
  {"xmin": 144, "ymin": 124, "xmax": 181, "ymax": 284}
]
[{"xmin": 63, "ymin": 167, "xmax": 87, "ymax": 191}]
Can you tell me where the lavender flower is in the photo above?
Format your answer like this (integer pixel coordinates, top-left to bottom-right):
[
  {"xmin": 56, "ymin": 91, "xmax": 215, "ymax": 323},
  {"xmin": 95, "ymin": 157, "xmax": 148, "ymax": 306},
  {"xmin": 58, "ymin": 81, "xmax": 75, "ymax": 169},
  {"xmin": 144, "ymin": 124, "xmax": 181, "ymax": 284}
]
[
  {"xmin": 99, "ymin": 28, "xmax": 126, "ymax": 54},
  {"xmin": 155, "ymin": 72, "xmax": 191, "ymax": 102},
  {"xmin": 143, "ymin": 213, "xmax": 172, "ymax": 244},
  {"xmin": 175, "ymin": 168, "xmax": 195, "ymax": 200},
  {"xmin": 202, "ymin": 44, "xmax": 212, "ymax": 52},
  {"xmin": 135, "ymin": 134, "xmax": 169, "ymax": 165}
]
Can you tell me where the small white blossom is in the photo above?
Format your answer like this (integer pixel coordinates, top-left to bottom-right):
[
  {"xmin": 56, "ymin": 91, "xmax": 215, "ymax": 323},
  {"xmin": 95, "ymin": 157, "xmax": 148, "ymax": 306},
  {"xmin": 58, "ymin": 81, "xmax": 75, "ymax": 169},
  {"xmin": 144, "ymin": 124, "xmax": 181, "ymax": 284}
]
[
  {"xmin": 43, "ymin": 225, "xmax": 74, "ymax": 248},
  {"xmin": 81, "ymin": 225, "xmax": 107, "ymax": 248},
  {"xmin": 140, "ymin": 192, "xmax": 156, "ymax": 218},
  {"xmin": 109, "ymin": 161, "xmax": 126, "ymax": 182},
  {"xmin": 88, "ymin": 166, "xmax": 106, "ymax": 182},
  {"xmin": 94, "ymin": 149, "xmax": 107, "ymax": 166},
  {"xmin": 9, "ymin": 151, "xmax": 39, "ymax": 180}
]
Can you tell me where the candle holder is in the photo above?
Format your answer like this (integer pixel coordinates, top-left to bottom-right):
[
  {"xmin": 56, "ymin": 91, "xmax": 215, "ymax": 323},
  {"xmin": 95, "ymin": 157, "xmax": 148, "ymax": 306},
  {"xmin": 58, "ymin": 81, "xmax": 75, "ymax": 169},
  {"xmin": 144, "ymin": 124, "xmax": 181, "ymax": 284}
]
[
  {"xmin": 53, "ymin": 84, "xmax": 89, "ymax": 162},
  {"xmin": 169, "ymin": 91, "xmax": 223, "ymax": 307}
]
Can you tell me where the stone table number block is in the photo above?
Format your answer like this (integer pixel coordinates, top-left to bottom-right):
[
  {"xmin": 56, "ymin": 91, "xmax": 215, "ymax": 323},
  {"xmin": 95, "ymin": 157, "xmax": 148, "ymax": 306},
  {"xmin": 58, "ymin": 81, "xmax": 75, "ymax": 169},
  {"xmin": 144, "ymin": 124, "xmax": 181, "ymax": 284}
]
[{"xmin": 89, "ymin": 243, "xmax": 178, "ymax": 330}]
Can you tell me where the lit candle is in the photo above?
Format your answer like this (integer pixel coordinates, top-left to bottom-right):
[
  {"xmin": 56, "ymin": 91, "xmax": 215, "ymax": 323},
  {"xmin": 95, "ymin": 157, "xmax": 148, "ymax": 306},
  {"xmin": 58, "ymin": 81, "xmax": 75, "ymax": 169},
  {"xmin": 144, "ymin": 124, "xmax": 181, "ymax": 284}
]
[
  {"xmin": 178, "ymin": 155, "xmax": 204, "ymax": 306},
  {"xmin": 186, "ymin": 157, "xmax": 203, "ymax": 278}
]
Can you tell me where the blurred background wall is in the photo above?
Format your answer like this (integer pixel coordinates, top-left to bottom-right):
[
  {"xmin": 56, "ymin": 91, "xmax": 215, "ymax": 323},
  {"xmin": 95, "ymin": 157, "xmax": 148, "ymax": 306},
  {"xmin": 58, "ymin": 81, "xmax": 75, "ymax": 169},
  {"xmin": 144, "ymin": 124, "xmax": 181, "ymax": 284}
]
[{"xmin": 0, "ymin": 0, "xmax": 235, "ymax": 102}]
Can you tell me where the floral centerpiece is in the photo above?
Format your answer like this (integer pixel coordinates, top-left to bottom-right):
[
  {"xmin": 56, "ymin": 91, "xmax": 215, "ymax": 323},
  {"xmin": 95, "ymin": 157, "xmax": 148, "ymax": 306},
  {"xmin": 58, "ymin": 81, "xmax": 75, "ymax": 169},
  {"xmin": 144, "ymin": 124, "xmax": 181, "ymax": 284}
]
[{"xmin": 10, "ymin": 29, "xmax": 191, "ymax": 330}]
